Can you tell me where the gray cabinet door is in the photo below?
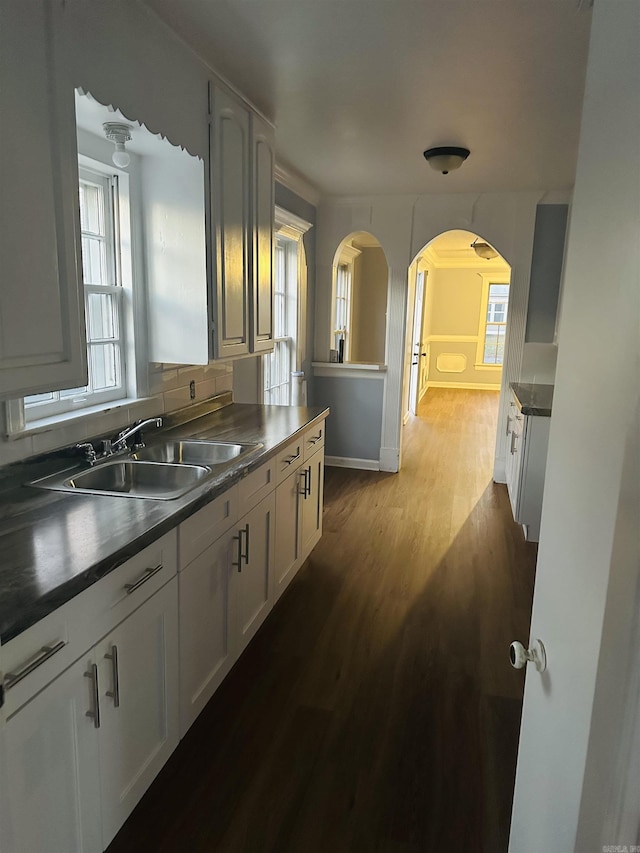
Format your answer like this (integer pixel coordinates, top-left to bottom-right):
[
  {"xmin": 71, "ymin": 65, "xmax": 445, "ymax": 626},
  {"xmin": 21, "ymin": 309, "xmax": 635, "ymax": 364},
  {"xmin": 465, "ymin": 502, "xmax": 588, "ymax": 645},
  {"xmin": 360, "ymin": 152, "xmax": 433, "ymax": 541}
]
[
  {"xmin": 209, "ymin": 85, "xmax": 250, "ymax": 358},
  {"xmin": 250, "ymin": 115, "xmax": 275, "ymax": 353},
  {"xmin": 0, "ymin": 0, "xmax": 87, "ymax": 399}
]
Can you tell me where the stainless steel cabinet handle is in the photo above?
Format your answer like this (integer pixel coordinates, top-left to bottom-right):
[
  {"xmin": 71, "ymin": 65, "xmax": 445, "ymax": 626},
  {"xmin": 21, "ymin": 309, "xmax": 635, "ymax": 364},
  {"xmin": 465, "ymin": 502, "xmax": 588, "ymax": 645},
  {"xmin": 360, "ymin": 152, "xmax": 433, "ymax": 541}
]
[
  {"xmin": 300, "ymin": 468, "xmax": 308, "ymax": 498},
  {"xmin": 124, "ymin": 563, "xmax": 163, "ymax": 594},
  {"xmin": 104, "ymin": 645, "xmax": 120, "ymax": 708},
  {"xmin": 84, "ymin": 663, "xmax": 100, "ymax": 728},
  {"xmin": 285, "ymin": 450, "xmax": 301, "ymax": 465},
  {"xmin": 233, "ymin": 529, "xmax": 243, "ymax": 572},
  {"xmin": 4, "ymin": 640, "xmax": 66, "ymax": 690},
  {"xmin": 243, "ymin": 522, "xmax": 250, "ymax": 565},
  {"xmin": 306, "ymin": 465, "xmax": 312, "ymax": 497},
  {"xmin": 510, "ymin": 431, "xmax": 518, "ymax": 454},
  {"xmin": 308, "ymin": 431, "xmax": 322, "ymax": 444},
  {"xmin": 506, "ymin": 415, "xmax": 512, "ymax": 436}
]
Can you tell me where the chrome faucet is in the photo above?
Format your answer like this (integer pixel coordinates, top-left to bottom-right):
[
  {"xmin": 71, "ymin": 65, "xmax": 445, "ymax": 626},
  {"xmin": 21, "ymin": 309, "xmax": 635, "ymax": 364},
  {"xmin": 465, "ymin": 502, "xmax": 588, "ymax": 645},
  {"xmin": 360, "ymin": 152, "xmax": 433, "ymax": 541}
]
[
  {"xmin": 75, "ymin": 443, "xmax": 98, "ymax": 466},
  {"xmin": 112, "ymin": 417, "xmax": 163, "ymax": 453}
]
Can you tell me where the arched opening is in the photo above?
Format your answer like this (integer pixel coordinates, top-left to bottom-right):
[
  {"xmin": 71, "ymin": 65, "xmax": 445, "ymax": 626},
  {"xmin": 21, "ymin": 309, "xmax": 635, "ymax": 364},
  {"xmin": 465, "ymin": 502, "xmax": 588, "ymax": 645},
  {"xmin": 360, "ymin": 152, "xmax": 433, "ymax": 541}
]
[
  {"xmin": 403, "ymin": 229, "xmax": 511, "ymax": 420},
  {"xmin": 331, "ymin": 232, "xmax": 389, "ymax": 365}
]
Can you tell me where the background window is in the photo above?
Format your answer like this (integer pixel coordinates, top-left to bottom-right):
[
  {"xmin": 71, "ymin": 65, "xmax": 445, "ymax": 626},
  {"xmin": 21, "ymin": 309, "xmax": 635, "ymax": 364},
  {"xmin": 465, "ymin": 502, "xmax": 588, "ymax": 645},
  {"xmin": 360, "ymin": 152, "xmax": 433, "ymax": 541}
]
[
  {"xmin": 264, "ymin": 235, "xmax": 297, "ymax": 404},
  {"xmin": 25, "ymin": 163, "xmax": 129, "ymax": 419},
  {"xmin": 333, "ymin": 263, "xmax": 352, "ymax": 358},
  {"xmin": 482, "ymin": 283, "xmax": 510, "ymax": 365}
]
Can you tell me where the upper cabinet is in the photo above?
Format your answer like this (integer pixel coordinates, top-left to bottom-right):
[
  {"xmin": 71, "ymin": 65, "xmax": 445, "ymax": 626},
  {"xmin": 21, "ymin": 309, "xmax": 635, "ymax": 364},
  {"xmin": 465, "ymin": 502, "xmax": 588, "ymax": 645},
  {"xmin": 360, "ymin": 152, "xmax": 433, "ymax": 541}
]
[
  {"xmin": 208, "ymin": 83, "xmax": 274, "ymax": 360},
  {"xmin": 250, "ymin": 115, "xmax": 275, "ymax": 354},
  {"xmin": 209, "ymin": 85, "xmax": 251, "ymax": 359},
  {"xmin": 0, "ymin": 0, "xmax": 87, "ymax": 400}
]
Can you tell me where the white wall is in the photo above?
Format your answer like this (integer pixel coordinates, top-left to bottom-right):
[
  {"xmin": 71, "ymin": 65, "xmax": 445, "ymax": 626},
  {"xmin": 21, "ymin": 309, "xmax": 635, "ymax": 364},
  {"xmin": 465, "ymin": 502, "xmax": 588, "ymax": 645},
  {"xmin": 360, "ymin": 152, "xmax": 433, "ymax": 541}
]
[{"xmin": 509, "ymin": 1, "xmax": 640, "ymax": 848}]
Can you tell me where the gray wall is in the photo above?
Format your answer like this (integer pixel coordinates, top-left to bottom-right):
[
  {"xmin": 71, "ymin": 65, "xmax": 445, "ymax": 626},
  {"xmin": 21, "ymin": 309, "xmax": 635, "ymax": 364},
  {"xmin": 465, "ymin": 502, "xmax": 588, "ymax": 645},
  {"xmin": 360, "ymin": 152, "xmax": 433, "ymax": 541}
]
[
  {"xmin": 525, "ymin": 204, "xmax": 569, "ymax": 343},
  {"xmin": 314, "ymin": 376, "xmax": 384, "ymax": 460}
]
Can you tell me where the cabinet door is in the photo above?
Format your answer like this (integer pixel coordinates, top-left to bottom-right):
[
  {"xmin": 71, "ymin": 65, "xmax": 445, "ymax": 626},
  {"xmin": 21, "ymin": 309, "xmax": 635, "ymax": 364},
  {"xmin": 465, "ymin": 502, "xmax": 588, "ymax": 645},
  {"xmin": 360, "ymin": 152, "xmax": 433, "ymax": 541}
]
[
  {"xmin": 232, "ymin": 492, "xmax": 276, "ymax": 656},
  {"xmin": 97, "ymin": 578, "xmax": 179, "ymax": 849},
  {"xmin": 179, "ymin": 530, "xmax": 236, "ymax": 736},
  {"xmin": 0, "ymin": 0, "xmax": 87, "ymax": 399},
  {"xmin": 0, "ymin": 655, "xmax": 102, "ymax": 853},
  {"xmin": 209, "ymin": 85, "xmax": 250, "ymax": 358},
  {"xmin": 274, "ymin": 465, "xmax": 304, "ymax": 602},
  {"xmin": 506, "ymin": 416, "xmax": 525, "ymax": 520},
  {"xmin": 250, "ymin": 114, "xmax": 275, "ymax": 353},
  {"xmin": 301, "ymin": 447, "xmax": 325, "ymax": 560}
]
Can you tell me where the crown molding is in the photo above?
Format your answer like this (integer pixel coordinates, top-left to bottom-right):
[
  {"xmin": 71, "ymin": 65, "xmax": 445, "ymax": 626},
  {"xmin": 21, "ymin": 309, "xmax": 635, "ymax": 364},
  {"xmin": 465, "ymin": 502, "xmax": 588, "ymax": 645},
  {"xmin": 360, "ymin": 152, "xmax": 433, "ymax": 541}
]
[
  {"xmin": 275, "ymin": 162, "xmax": 321, "ymax": 207},
  {"xmin": 275, "ymin": 206, "xmax": 313, "ymax": 238},
  {"xmin": 338, "ymin": 243, "xmax": 362, "ymax": 263}
]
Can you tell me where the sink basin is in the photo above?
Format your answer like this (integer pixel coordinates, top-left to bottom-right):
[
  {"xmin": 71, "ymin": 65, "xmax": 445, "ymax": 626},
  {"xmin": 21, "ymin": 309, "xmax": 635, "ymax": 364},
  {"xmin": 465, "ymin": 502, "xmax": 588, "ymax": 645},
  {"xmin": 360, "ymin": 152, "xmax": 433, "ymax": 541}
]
[
  {"xmin": 132, "ymin": 440, "xmax": 261, "ymax": 467},
  {"xmin": 32, "ymin": 460, "xmax": 210, "ymax": 500}
]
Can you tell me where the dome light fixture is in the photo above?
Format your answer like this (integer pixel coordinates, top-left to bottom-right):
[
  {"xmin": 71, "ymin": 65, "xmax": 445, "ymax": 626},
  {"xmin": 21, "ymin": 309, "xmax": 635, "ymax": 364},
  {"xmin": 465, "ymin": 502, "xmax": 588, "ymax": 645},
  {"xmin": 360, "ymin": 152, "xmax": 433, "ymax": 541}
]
[
  {"xmin": 103, "ymin": 122, "xmax": 133, "ymax": 168},
  {"xmin": 471, "ymin": 238, "xmax": 499, "ymax": 261},
  {"xmin": 423, "ymin": 145, "xmax": 470, "ymax": 175}
]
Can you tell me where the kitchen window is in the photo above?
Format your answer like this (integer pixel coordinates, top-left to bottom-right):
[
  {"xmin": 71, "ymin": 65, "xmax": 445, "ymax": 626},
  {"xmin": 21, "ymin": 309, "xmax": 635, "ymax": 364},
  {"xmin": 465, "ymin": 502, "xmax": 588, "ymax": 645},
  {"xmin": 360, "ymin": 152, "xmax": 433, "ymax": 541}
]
[
  {"xmin": 476, "ymin": 274, "xmax": 510, "ymax": 368},
  {"xmin": 23, "ymin": 157, "xmax": 135, "ymax": 421},
  {"xmin": 263, "ymin": 208, "xmax": 312, "ymax": 406}
]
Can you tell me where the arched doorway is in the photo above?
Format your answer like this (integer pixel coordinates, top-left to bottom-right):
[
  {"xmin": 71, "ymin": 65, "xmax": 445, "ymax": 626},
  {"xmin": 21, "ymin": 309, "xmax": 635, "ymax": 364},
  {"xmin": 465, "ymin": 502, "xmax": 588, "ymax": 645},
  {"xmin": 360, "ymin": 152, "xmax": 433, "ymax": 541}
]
[{"xmin": 403, "ymin": 229, "xmax": 511, "ymax": 427}]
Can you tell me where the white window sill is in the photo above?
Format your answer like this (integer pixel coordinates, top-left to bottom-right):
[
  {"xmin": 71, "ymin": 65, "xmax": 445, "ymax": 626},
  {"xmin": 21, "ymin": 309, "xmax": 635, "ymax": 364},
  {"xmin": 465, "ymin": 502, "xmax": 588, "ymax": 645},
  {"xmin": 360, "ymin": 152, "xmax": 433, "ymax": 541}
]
[{"xmin": 8, "ymin": 397, "xmax": 160, "ymax": 441}]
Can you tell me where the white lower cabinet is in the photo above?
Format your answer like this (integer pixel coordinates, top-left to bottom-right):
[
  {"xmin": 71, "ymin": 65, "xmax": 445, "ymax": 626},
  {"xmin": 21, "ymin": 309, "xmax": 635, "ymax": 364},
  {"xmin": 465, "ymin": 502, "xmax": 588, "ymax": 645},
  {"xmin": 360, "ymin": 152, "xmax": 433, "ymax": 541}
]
[
  {"xmin": 1, "ymin": 654, "xmax": 102, "ymax": 853},
  {"xmin": 231, "ymin": 491, "xmax": 276, "ymax": 656},
  {"xmin": 1, "ymin": 546, "xmax": 179, "ymax": 853},
  {"xmin": 301, "ymin": 446, "xmax": 325, "ymax": 558},
  {"xmin": 179, "ymin": 528, "xmax": 236, "ymax": 735},
  {"xmin": 506, "ymin": 397, "xmax": 551, "ymax": 543},
  {"xmin": 96, "ymin": 578, "xmax": 179, "ymax": 848},
  {"xmin": 274, "ymin": 461, "xmax": 305, "ymax": 602}
]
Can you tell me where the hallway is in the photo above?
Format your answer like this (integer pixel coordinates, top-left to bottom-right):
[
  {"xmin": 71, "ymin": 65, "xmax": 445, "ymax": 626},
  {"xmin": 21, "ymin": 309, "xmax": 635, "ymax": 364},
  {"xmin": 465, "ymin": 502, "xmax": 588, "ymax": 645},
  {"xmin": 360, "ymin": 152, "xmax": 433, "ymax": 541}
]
[{"xmin": 108, "ymin": 388, "xmax": 537, "ymax": 853}]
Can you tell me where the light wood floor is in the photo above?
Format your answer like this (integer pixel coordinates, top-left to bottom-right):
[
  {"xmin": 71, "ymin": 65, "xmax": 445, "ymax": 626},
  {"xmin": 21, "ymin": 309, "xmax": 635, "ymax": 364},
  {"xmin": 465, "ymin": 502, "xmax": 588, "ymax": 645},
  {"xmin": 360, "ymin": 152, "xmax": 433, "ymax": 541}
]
[{"xmin": 108, "ymin": 388, "xmax": 537, "ymax": 853}]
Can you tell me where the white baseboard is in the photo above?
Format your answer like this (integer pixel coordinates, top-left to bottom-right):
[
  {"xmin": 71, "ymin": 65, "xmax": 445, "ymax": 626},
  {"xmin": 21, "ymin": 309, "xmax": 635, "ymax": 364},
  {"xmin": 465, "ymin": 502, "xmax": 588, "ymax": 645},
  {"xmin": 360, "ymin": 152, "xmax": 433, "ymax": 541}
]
[
  {"xmin": 426, "ymin": 381, "xmax": 501, "ymax": 392},
  {"xmin": 325, "ymin": 455, "xmax": 380, "ymax": 471}
]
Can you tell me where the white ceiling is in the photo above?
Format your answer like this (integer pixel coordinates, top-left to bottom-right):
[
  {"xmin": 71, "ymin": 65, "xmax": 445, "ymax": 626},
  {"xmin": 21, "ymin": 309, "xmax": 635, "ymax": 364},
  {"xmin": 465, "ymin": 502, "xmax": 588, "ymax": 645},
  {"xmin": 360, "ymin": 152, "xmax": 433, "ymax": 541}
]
[{"xmin": 143, "ymin": 0, "xmax": 592, "ymax": 198}]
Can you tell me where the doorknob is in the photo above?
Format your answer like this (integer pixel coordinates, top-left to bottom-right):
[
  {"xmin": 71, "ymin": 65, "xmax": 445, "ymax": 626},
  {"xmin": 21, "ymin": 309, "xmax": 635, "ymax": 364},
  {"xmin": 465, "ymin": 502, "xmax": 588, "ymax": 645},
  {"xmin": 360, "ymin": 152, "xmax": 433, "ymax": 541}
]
[{"xmin": 509, "ymin": 639, "xmax": 547, "ymax": 672}]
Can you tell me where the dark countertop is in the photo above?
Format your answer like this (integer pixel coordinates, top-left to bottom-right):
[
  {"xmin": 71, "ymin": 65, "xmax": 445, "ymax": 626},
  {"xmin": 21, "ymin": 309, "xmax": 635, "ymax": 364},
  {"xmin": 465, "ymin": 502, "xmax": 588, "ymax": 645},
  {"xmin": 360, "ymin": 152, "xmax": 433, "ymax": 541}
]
[
  {"xmin": 0, "ymin": 402, "xmax": 328, "ymax": 644},
  {"xmin": 510, "ymin": 383, "xmax": 554, "ymax": 417}
]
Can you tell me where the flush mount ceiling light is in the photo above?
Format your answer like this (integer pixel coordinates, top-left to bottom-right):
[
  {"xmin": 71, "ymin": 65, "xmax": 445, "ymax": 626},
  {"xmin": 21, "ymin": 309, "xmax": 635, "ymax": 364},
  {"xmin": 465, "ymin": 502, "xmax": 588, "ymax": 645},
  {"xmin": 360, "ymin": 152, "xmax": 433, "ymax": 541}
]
[
  {"xmin": 103, "ymin": 122, "xmax": 133, "ymax": 168},
  {"xmin": 471, "ymin": 238, "xmax": 499, "ymax": 260},
  {"xmin": 423, "ymin": 146, "xmax": 470, "ymax": 175}
]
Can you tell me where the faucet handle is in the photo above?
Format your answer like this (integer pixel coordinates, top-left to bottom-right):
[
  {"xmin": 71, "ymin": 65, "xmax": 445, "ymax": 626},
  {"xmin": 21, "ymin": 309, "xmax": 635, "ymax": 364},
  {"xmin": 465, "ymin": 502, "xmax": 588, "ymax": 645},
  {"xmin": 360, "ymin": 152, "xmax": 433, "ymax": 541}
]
[{"xmin": 75, "ymin": 443, "xmax": 97, "ymax": 466}]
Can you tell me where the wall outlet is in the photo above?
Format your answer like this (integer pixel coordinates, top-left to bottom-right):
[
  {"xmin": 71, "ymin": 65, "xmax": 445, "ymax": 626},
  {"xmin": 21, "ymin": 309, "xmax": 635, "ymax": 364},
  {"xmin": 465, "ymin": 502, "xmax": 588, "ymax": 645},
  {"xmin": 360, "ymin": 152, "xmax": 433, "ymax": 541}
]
[{"xmin": 189, "ymin": 380, "xmax": 196, "ymax": 400}]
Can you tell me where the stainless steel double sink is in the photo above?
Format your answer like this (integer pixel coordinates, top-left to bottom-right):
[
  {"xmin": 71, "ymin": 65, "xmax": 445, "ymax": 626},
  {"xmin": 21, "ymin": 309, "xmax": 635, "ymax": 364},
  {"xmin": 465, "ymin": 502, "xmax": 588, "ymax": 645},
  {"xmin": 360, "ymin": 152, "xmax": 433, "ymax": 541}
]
[{"xmin": 31, "ymin": 440, "xmax": 263, "ymax": 500}]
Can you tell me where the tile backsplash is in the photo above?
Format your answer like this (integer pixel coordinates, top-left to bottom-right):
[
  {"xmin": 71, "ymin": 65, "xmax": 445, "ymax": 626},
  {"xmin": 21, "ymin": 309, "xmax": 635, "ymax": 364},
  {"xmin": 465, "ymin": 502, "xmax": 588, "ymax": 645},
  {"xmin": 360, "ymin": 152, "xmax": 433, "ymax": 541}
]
[{"xmin": 0, "ymin": 361, "xmax": 234, "ymax": 469}]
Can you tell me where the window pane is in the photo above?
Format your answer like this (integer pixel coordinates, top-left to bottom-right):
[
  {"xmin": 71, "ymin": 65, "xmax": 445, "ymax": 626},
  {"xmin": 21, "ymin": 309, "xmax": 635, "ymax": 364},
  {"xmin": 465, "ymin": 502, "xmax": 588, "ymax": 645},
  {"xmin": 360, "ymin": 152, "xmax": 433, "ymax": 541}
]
[
  {"xmin": 89, "ymin": 343, "xmax": 120, "ymax": 391},
  {"xmin": 24, "ymin": 392, "xmax": 56, "ymax": 406},
  {"xmin": 82, "ymin": 236, "xmax": 107, "ymax": 285},
  {"xmin": 59, "ymin": 385, "xmax": 89, "ymax": 399},
  {"xmin": 88, "ymin": 292, "xmax": 117, "ymax": 341},
  {"xmin": 484, "ymin": 324, "xmax": 506, "ymax": 364},
  {"xmin": 79, "ymin": 181, "xmax": 105, "ymax": 235}
]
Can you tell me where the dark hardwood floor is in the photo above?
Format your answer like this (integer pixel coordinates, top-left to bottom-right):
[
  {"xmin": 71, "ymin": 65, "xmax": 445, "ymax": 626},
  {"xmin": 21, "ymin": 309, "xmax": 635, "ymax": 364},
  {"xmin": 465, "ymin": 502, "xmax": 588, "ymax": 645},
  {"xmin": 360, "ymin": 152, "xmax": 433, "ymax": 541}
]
[{"xmin": 107, "ymin": 388, "xmax": 536, "ymax": 853}]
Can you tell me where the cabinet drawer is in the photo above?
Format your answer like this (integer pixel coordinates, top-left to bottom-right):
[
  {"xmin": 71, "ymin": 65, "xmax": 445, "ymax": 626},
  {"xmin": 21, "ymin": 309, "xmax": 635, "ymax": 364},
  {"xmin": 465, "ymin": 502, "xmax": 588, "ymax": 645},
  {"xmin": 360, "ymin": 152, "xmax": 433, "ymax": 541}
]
[
  {"xmin": 2, "ymin": 601, "xmax": 80, "ymax": 718},
  {"xmin": 304, "ymin": 420, "xmax": 325, "ymax": 461},
  {"xmin": 275, "ymin": 436, "xmax": 304, "ymax": 485},
  {"xmin": 238, "ymin": 458, "xmax": 275, "ymax": 512},
  {"xmin": 74, "ymin": 529, "xmax": 178, "ymax": 653},
  {"xmin": 179, "ymin": 485, "xmax": 238, "ymax": 568}
]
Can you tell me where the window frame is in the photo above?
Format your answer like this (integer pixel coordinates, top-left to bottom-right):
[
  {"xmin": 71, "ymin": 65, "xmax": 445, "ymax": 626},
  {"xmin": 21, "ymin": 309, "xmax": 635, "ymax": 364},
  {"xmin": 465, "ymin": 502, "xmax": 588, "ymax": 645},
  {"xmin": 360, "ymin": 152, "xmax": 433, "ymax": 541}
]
[
  {"xmin": 331, "ymin": 243, "xmax": 361, "ymax": 362},
  {"xmin": 262, "ymin": 206, "xmax": 312, "ymax": 406},
  {"xmin": 15, "ymin": 150, "xmax": 141, "ymax": 429},
  {"xmin": 475, "ymin": 272, "xmax": 511, "ymax": 370}
]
